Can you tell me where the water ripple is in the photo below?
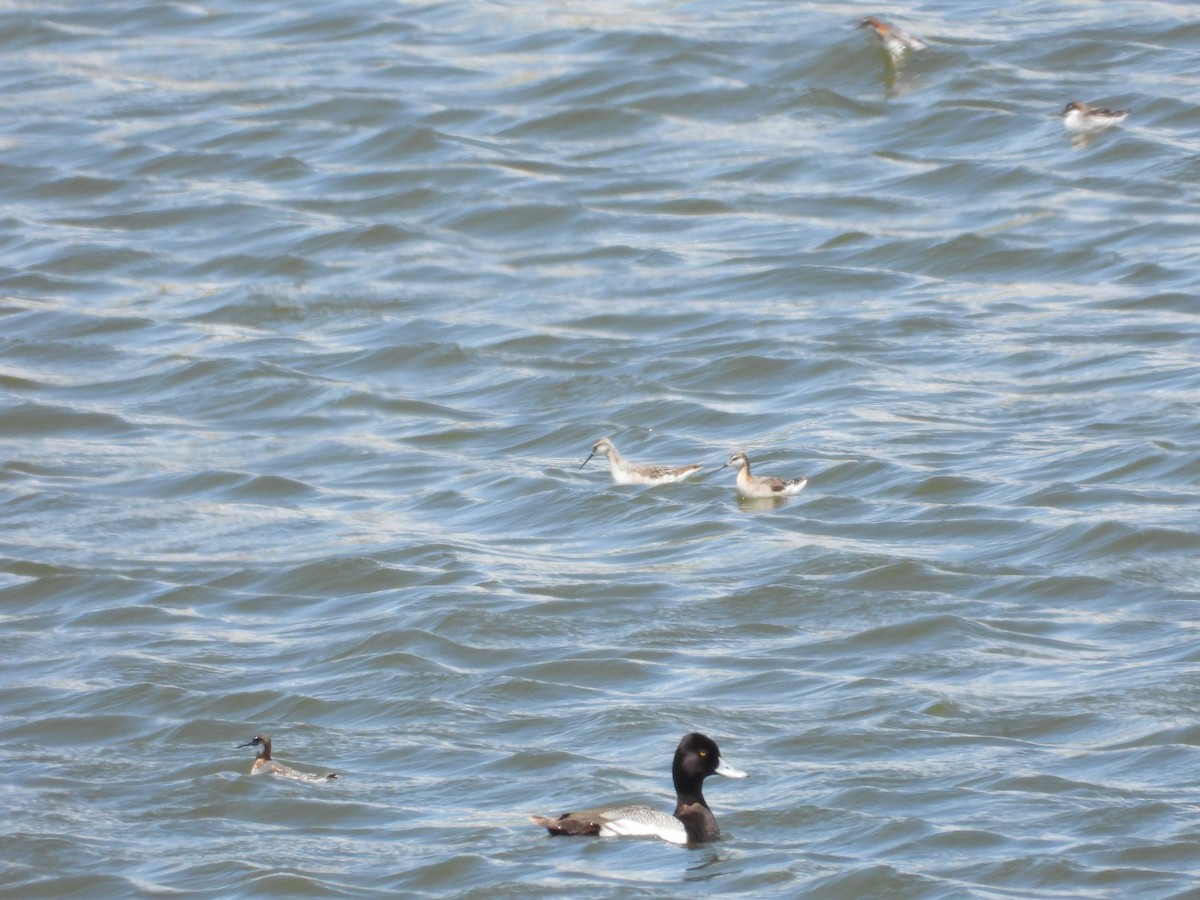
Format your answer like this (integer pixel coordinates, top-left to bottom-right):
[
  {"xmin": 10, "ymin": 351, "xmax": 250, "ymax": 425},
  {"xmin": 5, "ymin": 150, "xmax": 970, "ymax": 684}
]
[{"xmin": 1, "ymin": 1, "xmax": 1199, "ymax": 896}]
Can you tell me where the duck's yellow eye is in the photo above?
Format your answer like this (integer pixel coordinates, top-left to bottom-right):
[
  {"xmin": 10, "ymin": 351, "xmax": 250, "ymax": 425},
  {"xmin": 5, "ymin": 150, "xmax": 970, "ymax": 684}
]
[{"xmin": 698, "ymin": 750, "xmax": 708, "ymax": 758}]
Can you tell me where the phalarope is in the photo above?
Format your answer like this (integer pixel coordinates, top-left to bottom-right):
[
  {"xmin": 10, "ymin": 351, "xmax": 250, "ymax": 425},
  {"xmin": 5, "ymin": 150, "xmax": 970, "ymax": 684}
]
[
  {"xmin": 580, "ymin": 437, "xmax": 702, "ymax": 485},
  {"xmin": 239, "ymin": 733, "xmax": 338, "ymax": 781},
  {"xmin": 719, "ymin": 451, "xmax": 808, "ymax": 499},
  {"xmin": 1058, "ymin": 101, "xmax": 1129, "ymax": 132},
  {"xmin": 530, "ymin": 732, "xmax": 746, "ymax": 845},
  {"xmin": 859, "ymin": 16, "xmax": 927, "ymax": 60}
]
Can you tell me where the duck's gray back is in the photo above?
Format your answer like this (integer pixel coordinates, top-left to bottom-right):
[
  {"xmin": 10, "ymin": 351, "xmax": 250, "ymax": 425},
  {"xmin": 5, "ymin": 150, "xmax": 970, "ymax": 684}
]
[{"xmin": 595, "ymin": 805, "xmax": 688, "ymax": 843}]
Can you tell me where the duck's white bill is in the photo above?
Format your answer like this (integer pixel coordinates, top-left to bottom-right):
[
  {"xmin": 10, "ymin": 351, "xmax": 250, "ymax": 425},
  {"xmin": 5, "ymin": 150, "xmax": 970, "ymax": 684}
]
[{"xmin": 716, "ymin": 760, "xmax": 747, "ymax": 779}]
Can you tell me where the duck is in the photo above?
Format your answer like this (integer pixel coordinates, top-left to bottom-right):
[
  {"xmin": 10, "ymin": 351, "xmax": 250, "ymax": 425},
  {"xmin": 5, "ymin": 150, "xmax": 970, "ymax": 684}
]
[
  {"xmin": 530, "ymin": 732, "xmax": 746, "ymax": 845},
  {"xmin": 238, "ymin": 733, "xmax": 338, "ymax": 782},
  {"xmin": 580, "ymin": 437, "xmax": 703, "ymax": 485},
  {"xmin": 719, "ymin": 451, "xmax": 808, "ymax": 499}
]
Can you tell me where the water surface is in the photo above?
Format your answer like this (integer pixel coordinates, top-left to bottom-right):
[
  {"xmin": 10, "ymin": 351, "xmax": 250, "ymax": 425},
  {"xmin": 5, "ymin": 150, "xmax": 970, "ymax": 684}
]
[{"xmin": 2, "ymin": 0, "xmax": 1199, "ymax": 896}]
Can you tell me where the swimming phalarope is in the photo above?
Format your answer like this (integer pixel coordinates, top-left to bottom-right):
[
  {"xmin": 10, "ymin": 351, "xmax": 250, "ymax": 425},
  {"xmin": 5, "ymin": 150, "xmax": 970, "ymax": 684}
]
[
  {"xmin": 719, "ymin": 451, "xmax": 808, "ymax": 499},
  {"xmin": 1058, "ymin": 101, "xmax": 1129, "ymax": 132},
  {"xmin": 530, "ymin": 732, "xmax": 746, "ymax": 845},
  {"xmin": 859, "ymin": 16, "xmax": 927, "ymax": 60},
  {"xmin": 580, "ymin": 437, "xmax": 702, "ymax": 485},
  {"xmin": 239, "ymin": 733, "xmax": 338, "ymax": 781}
]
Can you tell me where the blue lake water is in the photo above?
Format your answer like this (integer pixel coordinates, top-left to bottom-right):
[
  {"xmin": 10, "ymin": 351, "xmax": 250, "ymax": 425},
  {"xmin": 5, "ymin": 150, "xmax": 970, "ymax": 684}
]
[{"xmin": 2, "ymin": 0, "xmax": 1199, "ymax": 896}]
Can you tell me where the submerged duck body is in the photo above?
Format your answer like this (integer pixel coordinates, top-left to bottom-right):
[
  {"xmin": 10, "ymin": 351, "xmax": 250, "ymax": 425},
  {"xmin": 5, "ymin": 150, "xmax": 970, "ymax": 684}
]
[
  {"xmin": 720, "ymin": 451, "xmax": 807, "ymax": 499},
  {"xmin": 1058, "ymin": 100, "xmax": 1129, "ymax": 132},
  {"xmin": 239, "ymin": 733, "xmax": 338, "ymax": 782},
  {"xmin": 580, "ymin": 437, "xmax": 702, "ymax": 485},
  {"xmin": 530, "ymin": 732, "xmax": 746, "ymax": 845}
]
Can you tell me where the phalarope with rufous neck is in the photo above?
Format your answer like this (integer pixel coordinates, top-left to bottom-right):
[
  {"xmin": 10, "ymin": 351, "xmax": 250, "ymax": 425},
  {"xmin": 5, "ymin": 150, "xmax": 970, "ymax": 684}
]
[
  {"xmin": 859, "ymin": 16, "xmax": 926, "ymax": 61},
  {"xmin": 580, "ymin": 437, "xmax": 702, "ymax": 485},
  {"xmin": 718, "ymin": 451, "xmax": 807, "ymax": 499},
  {"xmin": 239, "ymin": 733, "xmax": 338, "ymax": 782},
  {"xmin": 1058, "ymin": 101, "xmax": 1129, "ymax": 133}
]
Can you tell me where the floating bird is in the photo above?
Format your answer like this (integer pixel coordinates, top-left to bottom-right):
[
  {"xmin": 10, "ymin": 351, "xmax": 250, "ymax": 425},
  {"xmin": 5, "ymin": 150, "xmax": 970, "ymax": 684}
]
[
  {"xmin": 719, "ymin": 451, "xmax": 808, "ymax": 499},
  {"xmin": 238, "ymin": 733, "xmax": 338, "ymax": 782},
  {"xmin": 530, "ymin": 732, "xmax": 746, "ymax": 845},
  {"xmin": 859, "ymin": 16, "xmax": 927, "ymax": 60},
  {"xmin": 580, "ymin": 437, "xmax": 702, "ymax": 485},
  {"xmin": 1058, "ymin": 100, "xmax": 1129, "ymax": 132}
]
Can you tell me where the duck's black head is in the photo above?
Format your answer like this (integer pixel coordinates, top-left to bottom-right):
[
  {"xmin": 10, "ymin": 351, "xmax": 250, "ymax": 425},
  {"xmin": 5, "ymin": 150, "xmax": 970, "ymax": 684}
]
[{"xmin": 671, "ymin": 732, "xmax": 746, "ymax": 805}]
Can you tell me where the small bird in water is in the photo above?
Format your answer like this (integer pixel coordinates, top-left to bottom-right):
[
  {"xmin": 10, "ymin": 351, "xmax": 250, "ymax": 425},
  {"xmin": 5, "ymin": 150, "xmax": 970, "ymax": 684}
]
[
  {"xmin": 719, "ymin": 451, "xmax": 808, "ymax": 499},
  {"xmin": 238, "ymin": 733, "xmax": 338, "ymax": 782},
  {"xmin": 580, "ymin": 437, "xmax": 702, "ymax": 485},
  {"xmin": 1058, "ymin": 100, "xmax": 1129, "ymax": 133},
  {"xmin": 530, "ymin": 732, "xmax": 747, "ymax": 845},
  {"xmin": 859, "ymin": 16, "xmax": 927, "ymax": 60}
]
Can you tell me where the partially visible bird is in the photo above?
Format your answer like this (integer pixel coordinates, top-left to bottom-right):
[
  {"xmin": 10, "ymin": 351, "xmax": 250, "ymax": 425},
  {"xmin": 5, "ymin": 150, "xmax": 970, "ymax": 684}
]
[
  {"xmin": 530, "ymin": 732, "xmax": 747, "ymax": 845},
  {"xmin": 1058, "ymin": 101, "xmax": 1130, "ymax": 132},
  {"xmin": 238, "ymin": 733, "xmax": 338, "ymax": 782},
  {"xmin": 859, "ymin": 16, "xmax": 927, "ymax": 60},
  {"xmin": 580, "ymin": 437, "xmax": 702, "ymax": 485},
  {"xmin": 719, "ymin": 451, "xmax": 808, "ymax": 500}
]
